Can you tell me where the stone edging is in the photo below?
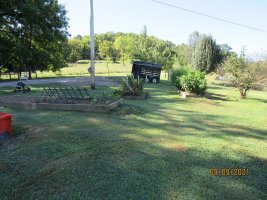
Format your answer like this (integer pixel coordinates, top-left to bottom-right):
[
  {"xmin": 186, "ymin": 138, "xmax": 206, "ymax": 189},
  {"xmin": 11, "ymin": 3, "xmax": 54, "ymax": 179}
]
[{"xmin": 0, "ymin": 98, "xmax": 124, "ymax": 113}]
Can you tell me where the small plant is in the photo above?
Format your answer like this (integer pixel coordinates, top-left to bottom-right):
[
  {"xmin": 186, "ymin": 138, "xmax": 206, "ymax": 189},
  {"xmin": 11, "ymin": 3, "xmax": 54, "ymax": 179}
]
[
  {"xmin": 121, "ymin": 75, "xmax": 144, "ymax": 96},
  {"xmin": 12, "ymin": 125, "xmax": 26, "ymax": 136},
  {"xmin": 175, "ymin": 71, "xmax": 207, "ymax": 95}
]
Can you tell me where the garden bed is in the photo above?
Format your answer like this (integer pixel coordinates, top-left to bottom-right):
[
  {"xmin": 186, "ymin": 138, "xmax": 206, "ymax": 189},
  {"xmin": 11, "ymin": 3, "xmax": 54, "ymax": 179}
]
[{"xmin": 0, "ymin": 95, "xmax": 123, "ymax": 113}]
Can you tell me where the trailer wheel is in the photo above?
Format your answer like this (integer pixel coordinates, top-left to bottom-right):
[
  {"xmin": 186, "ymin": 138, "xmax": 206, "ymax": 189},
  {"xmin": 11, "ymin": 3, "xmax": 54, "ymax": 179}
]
[{"xmin": 152, "ymin": 78, "xmax": 157, "ymax": 83}]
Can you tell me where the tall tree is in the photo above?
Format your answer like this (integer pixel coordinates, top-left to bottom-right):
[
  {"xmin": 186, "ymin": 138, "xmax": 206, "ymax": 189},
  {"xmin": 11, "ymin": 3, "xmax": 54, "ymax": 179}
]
[
  {"xmin": 67, "ymin": 37, "xmax": 83, "ymax": 63},
  {"xmin": 114, "ymin": 35, "xmax": 134, "ymax": 65},
  {"xmin": 98, "ymin": 40, "xmax": 114, "ymax": 75},
  {"xmin": 134, "ymin": 32, "xmax": 176, "ymax": 77},
  {"xmin": 0, "ymin": 0, "xmax": 69, "ymax": 79},
  {"xmin": 81, "ymin": 36, "xmax": 90, "ymax": 60},
  {"xmin": 174, "ymin": 44, "xmax": 191, "ymax": 67},
  {"xmin": 193, "ymin": 35, "xmax": 221, "ymax": 73},
  {"xmin": 188, "ymin": 31, "xmax": 201, "ymax": 49}
]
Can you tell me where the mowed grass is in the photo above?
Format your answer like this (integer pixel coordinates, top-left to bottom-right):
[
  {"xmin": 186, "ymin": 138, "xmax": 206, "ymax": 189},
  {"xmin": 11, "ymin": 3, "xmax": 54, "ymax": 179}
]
[
  {"xmin": 0, "ymin": 61, "xmax": 132, "ymax": 80},
  {"xmin": 0, "ymin": 78, "xmax": 267, "ymax": 199}
]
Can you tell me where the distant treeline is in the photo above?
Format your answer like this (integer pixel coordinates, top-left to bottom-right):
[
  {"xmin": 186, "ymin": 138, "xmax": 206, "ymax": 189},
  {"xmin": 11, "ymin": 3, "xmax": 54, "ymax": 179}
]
[
  {"xmin": 67, "ymin": 30, "xmax": 235, "ymax": 72},
  {"xmin": 0, "ymin": 0, "xmax": 258, "ymax": 80}
]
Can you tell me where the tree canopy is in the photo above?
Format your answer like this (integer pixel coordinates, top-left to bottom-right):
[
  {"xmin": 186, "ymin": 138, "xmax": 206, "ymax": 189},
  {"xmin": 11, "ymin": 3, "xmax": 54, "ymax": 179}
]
[
  {"xmin": 223, "ymin": 53, "xmax": 267, "ymax": 98},
  {"xmin": 193, "ymin": 34, "xmax": 222, "ymax": 73},
  {"xmin": 0, "ymin": 0, "xmax": 69, "ymax": 78}
]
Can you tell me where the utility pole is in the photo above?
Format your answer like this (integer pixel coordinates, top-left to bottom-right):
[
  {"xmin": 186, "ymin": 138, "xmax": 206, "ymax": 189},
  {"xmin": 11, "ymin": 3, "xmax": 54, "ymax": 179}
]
[{"xmin": 90, "ymin": 0, "xmax": 95, "ymax": 89}]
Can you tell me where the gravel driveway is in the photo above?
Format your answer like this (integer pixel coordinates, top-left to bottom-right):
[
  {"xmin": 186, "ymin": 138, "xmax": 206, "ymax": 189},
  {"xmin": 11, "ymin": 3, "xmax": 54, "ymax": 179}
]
[{"xmin": 0, "ymin": 76, "xmax": 120, "ymax": 87}]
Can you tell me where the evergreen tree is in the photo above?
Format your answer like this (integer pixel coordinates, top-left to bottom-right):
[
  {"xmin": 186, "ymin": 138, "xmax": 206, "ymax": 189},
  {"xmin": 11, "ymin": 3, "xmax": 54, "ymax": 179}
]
[{"xmin": 193, "ymin": 35, "xmax": 221, "ymax": 73}]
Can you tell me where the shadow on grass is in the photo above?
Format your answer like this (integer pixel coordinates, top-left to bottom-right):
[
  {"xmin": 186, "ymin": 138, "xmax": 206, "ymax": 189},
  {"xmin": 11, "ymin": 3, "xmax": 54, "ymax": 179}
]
[
  {"xmin": 249, "ymin": 97, "xmax": 267, "ymax": 104},
  {"xmin": 204, "ymin": 92, "xmax": 230, "ymax": 101},
  {"xmin": 212, "ymin": 81, "xmax": 235, "ymax": 88},
  {"xmin": 0, "ymin": 82, "xmax": 266, "ymax": 199},
  {"xmin": 1, "ymin": 107, "xmax": 266, "ymax": 199}
]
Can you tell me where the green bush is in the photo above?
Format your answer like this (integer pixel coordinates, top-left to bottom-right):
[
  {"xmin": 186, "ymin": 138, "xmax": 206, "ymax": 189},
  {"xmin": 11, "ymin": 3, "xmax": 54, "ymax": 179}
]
[
  {"xmin": 121, "ymin": 75, "xmax": 144, "ymax": 96},
  {"xmin": 170, "ymin": 66, "xmax": 191, "ymax": 85},
  {"xmin": 175, "ymin": 71, "xmax": 207, "ymax": 95}
]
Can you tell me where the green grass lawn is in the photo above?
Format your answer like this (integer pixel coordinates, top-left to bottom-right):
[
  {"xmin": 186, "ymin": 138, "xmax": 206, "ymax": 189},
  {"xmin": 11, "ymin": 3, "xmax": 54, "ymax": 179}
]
[
  {"xmin": 0, "ymin": 78, "xmax": 267, "ymax": 199},
  {"xmin": 0, "ymin": 61, "xmax": 133, "ymax": 80}
]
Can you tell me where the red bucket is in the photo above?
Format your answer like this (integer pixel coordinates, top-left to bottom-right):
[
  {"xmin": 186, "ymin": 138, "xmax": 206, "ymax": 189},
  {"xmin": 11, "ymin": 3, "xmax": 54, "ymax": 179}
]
[{"xmin": 0, "ymin": 112, "xmax": 12, "ymax": 135}]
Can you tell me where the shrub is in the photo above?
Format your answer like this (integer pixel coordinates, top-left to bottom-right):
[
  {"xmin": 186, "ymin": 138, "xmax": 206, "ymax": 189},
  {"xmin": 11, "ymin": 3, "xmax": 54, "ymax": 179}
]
[
  {"xmin": 121, "ymin": 75, "xmax": 144, "ymax": 96},
  {"xmin": 170, "ymin": 66, "xmax": 191, "ymax": 85},
  {"xmin": 175, "ymin": 71, "xmax": 207, "ymax": 95}
]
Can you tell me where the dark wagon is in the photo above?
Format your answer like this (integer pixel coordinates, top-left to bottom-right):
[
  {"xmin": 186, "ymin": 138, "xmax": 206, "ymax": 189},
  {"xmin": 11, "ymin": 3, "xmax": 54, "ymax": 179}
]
[{"xmin": 132, "ymin": 61, "xmax": 162, "ymax": 83}]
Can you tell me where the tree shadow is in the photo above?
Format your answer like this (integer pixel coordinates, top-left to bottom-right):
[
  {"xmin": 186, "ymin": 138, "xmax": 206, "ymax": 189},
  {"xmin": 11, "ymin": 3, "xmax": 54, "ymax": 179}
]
[
  {"xmin": 212, "ymin": 81, "xmax": 235, "ymax": 88},
  {"xmin": 249, "ymin": 97, "xmax": 267, "ymax": 104},
  {"xmin": 204, "ymin": 92, "xmax": 230, "ymax": 101},
  {"xmin": 2, "ymin": 108, "xmax": 266, "ymax": 199},
  {"xmin": 1, "ymin": 82, "xmax": 266, "ymax": 199}
]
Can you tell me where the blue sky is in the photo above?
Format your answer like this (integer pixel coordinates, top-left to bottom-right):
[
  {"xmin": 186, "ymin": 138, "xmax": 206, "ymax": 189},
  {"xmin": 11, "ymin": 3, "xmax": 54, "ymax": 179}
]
[{"xmin": 58, "ymin": 0, "xmax": 267, "ymax": 54}]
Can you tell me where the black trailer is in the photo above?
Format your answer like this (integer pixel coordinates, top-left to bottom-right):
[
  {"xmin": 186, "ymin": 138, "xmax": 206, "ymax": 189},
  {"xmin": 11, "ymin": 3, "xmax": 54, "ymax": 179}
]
[{"xmin": 132, "ymin": 61, "xmax": 162, "ymax": 83}]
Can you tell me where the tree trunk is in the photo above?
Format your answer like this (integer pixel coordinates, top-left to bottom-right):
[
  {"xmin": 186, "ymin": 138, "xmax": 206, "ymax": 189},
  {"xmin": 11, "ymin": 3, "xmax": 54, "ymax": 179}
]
[
  {"xmin": 28, "ymin": 66, "xmax": 32, "ymax": 80},
  {"xmin": 106, "ymin": 61, "xmax": 110, "ymax": 76},
  {"xmin": 19, "ymin": 66, "xmax": 22, "ymax": 77},
  {"xmin": 34, "ymin": 66, "xmax": 37, "ymax": 78},
  {"xmin": 8, "ymin": 71, "xmax": 11, "ymax": 80},
  {"xmin": 240, "ymin": 89, "xmax": 247, "ymax": 99},
  {"xmin": 122, "ymin": 51, "xmax": 125, "ymax": 66}
]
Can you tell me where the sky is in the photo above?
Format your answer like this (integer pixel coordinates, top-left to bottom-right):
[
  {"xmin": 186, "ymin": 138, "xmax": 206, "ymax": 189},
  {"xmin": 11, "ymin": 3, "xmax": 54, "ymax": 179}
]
[{"xmin": 58, "ymin": 0, "xmax": 267, "ymax": 54}]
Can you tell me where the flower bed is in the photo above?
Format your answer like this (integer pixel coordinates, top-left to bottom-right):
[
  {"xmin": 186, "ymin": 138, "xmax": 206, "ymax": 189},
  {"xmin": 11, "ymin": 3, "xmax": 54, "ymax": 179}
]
[{"xmin": 0, "ymin": 96, "xmax": 123, "ymax": 113}]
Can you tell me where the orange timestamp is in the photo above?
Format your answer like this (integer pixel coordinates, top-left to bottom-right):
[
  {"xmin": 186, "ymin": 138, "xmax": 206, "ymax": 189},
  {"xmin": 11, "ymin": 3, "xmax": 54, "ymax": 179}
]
[{"xmin": 210, "ymin": 168, "xmax": 249, "ymax": 176}]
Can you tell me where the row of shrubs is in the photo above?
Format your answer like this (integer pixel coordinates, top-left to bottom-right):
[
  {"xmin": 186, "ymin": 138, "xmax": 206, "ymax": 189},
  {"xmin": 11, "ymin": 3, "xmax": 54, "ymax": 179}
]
[
  {"xmin": 113, "ymin": 66, "xmax": 207, "ymax": 98},
  {"xmin": 170, "ymin": 66, "xmax": 207, "ymax": 95},
  {"xmin": 118, "ymin": 68, "xmax": 207, "ymax": 97}
]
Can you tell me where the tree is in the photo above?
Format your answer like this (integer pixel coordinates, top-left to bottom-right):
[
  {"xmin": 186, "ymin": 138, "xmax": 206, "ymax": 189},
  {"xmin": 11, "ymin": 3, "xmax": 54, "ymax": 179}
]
[
  {"xmin": 134, "ymin": 28, "xmax": 176, "ymax": 78},
  {"xmin": 0, "ymin": 0, "xmax": 69, "ymax": 79},
  {"xmin": 67, "ymin": 38, "xmax": 83, "ymax": 63},
  {"xmin": 223, "ymin": 54, "xmax": 266, "ymax": 99},
  {"xmin": 193, "ymin": 35, "xmax": 221, "ymax": 73},
  {"xmin": 98, "ymin": 40, "xmax": 114, "ymax": 75},
  {"xmin": 81, "ymin": 36, "xmax": 90, "ymax": 60},
  {"xmin": 174, "ymin": 44, "xmax": 191, "ymax": 67},
  {"xmin": 114, "ymin": 35, "xmax": 134, "ymax": 66},
  {"xmin": 188, "ymin": 31, "xmax": 201, "ymax": 49}
]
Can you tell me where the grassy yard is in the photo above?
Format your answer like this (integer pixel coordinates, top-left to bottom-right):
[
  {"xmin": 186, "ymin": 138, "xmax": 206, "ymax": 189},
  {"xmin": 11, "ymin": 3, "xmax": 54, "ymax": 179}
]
[
  {"xmin": 0, "ymin": 78, "xmax": 267, "ymax": 199},
  {"xmin": 0, "ymin": 61, "xmax": 133, "ymax": 80}
]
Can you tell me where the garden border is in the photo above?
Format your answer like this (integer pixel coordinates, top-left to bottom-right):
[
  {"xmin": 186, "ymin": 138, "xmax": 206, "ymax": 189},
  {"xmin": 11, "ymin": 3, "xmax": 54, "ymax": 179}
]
[{"xmin": 0, "ymin": 98, "xmax": 123, "ymax": 113}]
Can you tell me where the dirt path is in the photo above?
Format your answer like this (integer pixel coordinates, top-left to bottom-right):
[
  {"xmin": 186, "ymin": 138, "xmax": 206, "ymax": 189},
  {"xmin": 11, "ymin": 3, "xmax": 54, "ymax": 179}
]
[{"xmin": 0, "ymin": 76, "xmax": 119, "ymax": 87}]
